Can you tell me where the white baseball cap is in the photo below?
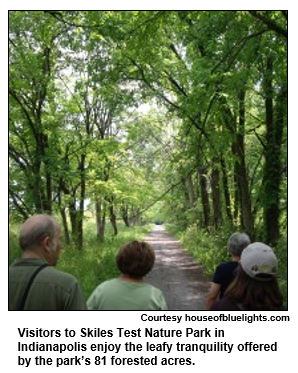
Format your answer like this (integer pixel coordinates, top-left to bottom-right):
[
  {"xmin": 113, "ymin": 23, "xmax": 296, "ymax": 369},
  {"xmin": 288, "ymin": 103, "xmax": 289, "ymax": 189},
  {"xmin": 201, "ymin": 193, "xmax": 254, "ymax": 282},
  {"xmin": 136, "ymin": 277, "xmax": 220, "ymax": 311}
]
[{"xmin": 240, "ymin": 242, "xmax": 278, "ymax": 280}]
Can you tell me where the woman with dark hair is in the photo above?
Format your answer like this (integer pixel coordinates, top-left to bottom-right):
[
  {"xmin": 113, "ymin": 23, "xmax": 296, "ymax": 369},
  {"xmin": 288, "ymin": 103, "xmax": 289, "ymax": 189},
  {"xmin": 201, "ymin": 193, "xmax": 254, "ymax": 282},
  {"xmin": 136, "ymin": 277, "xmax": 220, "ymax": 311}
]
[
  {"xmin": 210, "ymin": 242, "xmax": 285, "ymax": 311},
  {"xmin": 87, "ymin": 241, "xmax": 167, "ymax": 310}
]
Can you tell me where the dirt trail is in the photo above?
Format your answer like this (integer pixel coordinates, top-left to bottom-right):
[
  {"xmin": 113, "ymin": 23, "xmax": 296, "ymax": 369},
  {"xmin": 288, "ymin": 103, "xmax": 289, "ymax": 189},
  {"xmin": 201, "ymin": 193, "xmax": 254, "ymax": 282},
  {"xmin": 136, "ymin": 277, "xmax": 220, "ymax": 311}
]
[{"xmin": 145, "ymin": 225, "xmax": 210, "ymax": 310}]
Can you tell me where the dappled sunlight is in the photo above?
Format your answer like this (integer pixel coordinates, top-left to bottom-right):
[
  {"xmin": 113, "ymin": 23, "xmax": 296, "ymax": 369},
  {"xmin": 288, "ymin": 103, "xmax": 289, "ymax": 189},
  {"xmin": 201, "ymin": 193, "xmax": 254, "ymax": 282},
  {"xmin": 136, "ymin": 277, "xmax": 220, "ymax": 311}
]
[
  {"xmin": 145, "ymin": 227, "xmax": 209, "ymax": 310},
  {"xmin": 145, "ymin": 226, "xmax": 181, "ymax": 244},
  {"xmin": 145, "ymin": 239, "xmax": 180, "ymax": 244},
  {"xmin": 151, "ymin": 224, "xmax": 166, "ymax": 232}
]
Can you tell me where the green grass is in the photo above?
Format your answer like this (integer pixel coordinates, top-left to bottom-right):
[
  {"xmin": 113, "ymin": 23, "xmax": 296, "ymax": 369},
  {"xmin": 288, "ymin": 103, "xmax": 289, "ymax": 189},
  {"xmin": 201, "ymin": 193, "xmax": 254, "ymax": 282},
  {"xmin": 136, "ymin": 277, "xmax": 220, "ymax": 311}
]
[{"xmin": 9, "ymin": 220, "xmax": 153, "ymax": 300}]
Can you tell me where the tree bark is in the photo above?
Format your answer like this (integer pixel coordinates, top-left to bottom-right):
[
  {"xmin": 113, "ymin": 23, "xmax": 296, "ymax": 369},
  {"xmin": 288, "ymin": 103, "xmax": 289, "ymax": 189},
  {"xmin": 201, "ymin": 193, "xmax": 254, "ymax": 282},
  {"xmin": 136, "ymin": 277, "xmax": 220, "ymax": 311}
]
[
  {"xmin": 96, "ymin": 199, "xmax": 106, "ymax": 242},
  {"xmin": 108, "ymin": 199, "xmax": 118, "ymax": 236},
  {"xmin": 262, "ymin": 58, "xmax": 285, "ymax": 245},
  {"xmin": 220, "ymin": 157, "xmax": 233, "ymax": 221},
  {"xmin": 236, "ymin": 89, "xmax": 254, "ymax": 238},
  {"xmin": 121, "ymin": 205, "xmax": 130, "ymax": 227},
  {"xmin": 220, "ymin": 93, "xmax": 254, "ymax": 237},
  {"xmin": 185, "ymin": 174, "xmax": 195, "ymax": 208},
  {"xmin": 60, "ymin": 207, "xmax": 70, "ymax": 245},
  {"xmin": 211, "ymin": 165, "xmax": 222, "ymax": 229},
  {"xmin": 76, "ymin": 153, "xmax": 86, "ymax": 250},
  {"xmin": 198, "ymin": 166, "xmax": 211, "ymax": 228}
]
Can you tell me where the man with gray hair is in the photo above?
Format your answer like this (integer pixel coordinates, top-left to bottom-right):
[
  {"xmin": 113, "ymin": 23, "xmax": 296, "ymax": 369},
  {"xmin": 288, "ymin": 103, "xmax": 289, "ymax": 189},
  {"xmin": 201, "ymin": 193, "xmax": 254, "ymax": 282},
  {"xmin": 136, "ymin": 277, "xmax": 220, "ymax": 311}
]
[
  {"xmin": 205, "ymin": 232, "xmax": 250, "ymax": 310},
  {"xmin": 9, "ymin": 214, "xmax": 87, "ymax": 310}
]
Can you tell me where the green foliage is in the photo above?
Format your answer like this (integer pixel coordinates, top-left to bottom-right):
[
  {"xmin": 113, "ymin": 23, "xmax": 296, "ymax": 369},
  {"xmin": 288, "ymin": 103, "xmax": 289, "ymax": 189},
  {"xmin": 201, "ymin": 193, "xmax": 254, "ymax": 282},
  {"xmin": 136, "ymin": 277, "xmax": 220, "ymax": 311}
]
[
  {"xmin": 178, "ymin": 224, "xmax": 230, "ymax": 277},
  {"xmin": 143, "ymin": 201, "xmax": 166, "ymax": 224},
  {"xmin": 170, "ymin": 223, "xmax": 288, "ymax": 305},
  {"xmin": 274, "ymin": 235, "xmax": 288, "ymax": 307},
  {"xmin": 9, "ymin": 223, "xmax": 20, "ymax": 265},
  {"xmin": 9, "ymin": 11, "xmax": 287, "ymax": 303},
  {"xmin": 55, "ymin": 221, "xmax": 152, "ymax": 298},
  {"xmin": 9, "ymin": 219, "xmax": 152, "ymax": 299}
]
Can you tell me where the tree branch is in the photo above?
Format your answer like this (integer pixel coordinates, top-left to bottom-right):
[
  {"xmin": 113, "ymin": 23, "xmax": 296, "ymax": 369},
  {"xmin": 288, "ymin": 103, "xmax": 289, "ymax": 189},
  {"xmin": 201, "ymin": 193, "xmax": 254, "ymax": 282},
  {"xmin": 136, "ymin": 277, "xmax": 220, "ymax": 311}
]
[
  {"xmin": 128, "ymin": 57, "xmax": 181, "ymax": 111},
  {"xmin": 248, "ymin": 11, "xmax": 287, "ymax": 39},
  {"xmin": 164, "ymin": 70, "xmax": 188, "ymax": 97},
  {"xmin": 9, "ymin": 188, "xmax": 31, "ymax": 219},
  {"xmin": 9, "ymin": 89, "xmax": 37, "ymax": 139},
  {"xmin": 9, "ymin": 144, "xmax": 31, "ymax": 170}
]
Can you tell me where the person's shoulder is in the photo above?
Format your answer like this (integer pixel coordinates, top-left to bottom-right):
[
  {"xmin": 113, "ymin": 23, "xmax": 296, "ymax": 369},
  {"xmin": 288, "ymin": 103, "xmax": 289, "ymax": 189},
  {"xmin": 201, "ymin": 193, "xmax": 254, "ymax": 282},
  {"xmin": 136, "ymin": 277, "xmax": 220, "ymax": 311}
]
[
  {"xmin": 210, "ymin": 297, "xmax": 241, "ymax": 311},
  {"xmin": 215, "ymin": 260, "xmax": 230, "ymax": 268},
  {"xmin": 100, "ymin": 278, "xmax": 118, "ymax": 287},
  {"xmin": 9, "ymin": 258, "xmax": 21, "ymax": 267},
  {"xmin": 215, "ymin": 261, "xmax": 232, "ymax": 272},
  {"xmin": 92, "ymin": 278, "xmax": 119, "ymax": 290},
  {"xmin": 221, "ymin": 261, "xmax": 238, "ymax": 268},
  {"xmin": 147, "ymin": 283, "xmax": 165, "ymax": 296},
  {"xmin": 44, "ymin": 266, "xmax": 80, "ymax": 284},
  {"xmin": 217, "ymin": 261, "xmax": 238, "ymax": 272}
]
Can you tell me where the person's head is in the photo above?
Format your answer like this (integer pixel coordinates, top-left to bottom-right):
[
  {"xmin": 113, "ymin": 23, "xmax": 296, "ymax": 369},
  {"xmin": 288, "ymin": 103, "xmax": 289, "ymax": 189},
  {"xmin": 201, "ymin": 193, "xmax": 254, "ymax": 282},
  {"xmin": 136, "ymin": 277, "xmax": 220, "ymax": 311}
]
[
  {"xmin": 240, "ymin": 242, "xmax": 278, "ymax": 280},
  {"xmin": 116, "ymin": 241, "xmax": 155, "ymax": 279},
  {"xmin": 19, "ymin": 214, "xmax": 62, "ymax": 266},
  {"xmin": 225, "ymin": 242, "xmax": 283, "ymax": 310},
  {"xmin": 227, "ymin": 232, "xmax": 250, "ymax": 258}
]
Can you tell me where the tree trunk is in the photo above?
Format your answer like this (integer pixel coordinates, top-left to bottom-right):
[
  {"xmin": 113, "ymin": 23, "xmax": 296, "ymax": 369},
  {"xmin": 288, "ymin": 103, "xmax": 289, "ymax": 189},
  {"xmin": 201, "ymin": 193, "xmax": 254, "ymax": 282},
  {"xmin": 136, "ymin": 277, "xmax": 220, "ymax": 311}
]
[
  {"xmin": 60, "ymin": 207, "xmax": 70, "ymax": 245},
  {"xmin": 220, "ymin": 93, "xmax": 254, "ymax": 237},
  {"xmin": 262, "ymin": 58, "xmax": 285, "ymax": 245},
  {"xmin": 198, "ymin": 166, "xmax": 211, "ymax": 228},
  {"xmin": 121, "ymin": 205, "xmax": 130, "ymax": 227},
  {"xmin": 130, "ymin": 208, "xmax": 142, "ymax": 225},
  {"xmin": 69, "ymin": 197, "xmax": 77, "ymax": 246},
  {"xmin": 185, "ymin": 174, "xmax": 195, "ymax": 208},
  {"xmin": 32, "ymin": 156, "xmax": 43, "ymax": 213},
  {"xmin": 211, "ymin": 165, "xmax": 222, "ymax": 229},
  {"xmin": 235, "ymin": 89, "xmax": 254, "ymax": 238},
  {"xmin": 41, "ymin": 133, "xmax": 52, "ymax": 214},
  {"xmin": 108, "ymin": 201, "xmax": 118, "ymax": 236},
  {"xmin": 220, "ymin": 157, "xmax": 233, "ymax": 222},
  {"xmin": 232, "ymin": 169, "xmax": 241, "ymax": 225},
  {"xmin": 96, "ymin": 199, "xmax": 106, "ymax": 242},
  {"xmin": 76, "ymin": 153, "xmax": 86, "ymax": 250}
]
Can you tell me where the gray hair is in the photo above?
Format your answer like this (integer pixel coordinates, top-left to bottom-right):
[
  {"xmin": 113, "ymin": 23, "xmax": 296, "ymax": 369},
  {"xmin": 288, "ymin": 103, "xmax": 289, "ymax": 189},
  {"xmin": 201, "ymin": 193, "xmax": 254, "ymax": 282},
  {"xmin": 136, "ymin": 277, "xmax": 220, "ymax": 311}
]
[
  {"xmin": 19, "ymin": 215, "xmax": 58, "ymax": 251},
  {"xmin": 228, "ymin": 232, "xmax": 250, "ymax": 256}
]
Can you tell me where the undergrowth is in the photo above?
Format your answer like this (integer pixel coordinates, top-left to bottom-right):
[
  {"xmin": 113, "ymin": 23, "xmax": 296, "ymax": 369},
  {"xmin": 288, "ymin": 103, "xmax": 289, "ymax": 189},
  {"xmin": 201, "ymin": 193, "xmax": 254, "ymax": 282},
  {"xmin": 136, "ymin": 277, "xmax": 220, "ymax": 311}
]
[
  {"xmin": 167, "ymin": 223, "xmax": 288, "ymax": 307},
  {"xmin": 9, "ymin": 220, "xmax": 152, "ymax": 300}
]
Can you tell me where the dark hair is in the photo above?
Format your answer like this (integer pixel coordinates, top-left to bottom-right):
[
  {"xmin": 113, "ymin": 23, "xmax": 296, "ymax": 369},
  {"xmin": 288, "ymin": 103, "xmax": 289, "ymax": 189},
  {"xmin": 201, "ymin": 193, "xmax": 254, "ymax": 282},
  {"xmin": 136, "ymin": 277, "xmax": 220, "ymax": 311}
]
[
  {"xmin": 116, "ymin": 241, "xmax": 155, "ymax": 278},
  {"xmin": 19, "ymin": 215, "xmax": 57, "ymax": 251},
  {"xmin": 225, "ymin": 266, "xmax": 283, "ymax": 311}
]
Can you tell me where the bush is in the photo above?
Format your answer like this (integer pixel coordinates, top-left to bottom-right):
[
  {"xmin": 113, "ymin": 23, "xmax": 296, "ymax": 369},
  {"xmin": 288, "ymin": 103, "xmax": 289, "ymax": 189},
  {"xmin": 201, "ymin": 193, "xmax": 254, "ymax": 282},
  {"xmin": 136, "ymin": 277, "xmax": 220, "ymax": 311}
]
[
  {"xmin": 274, "ymin": 235, "xmax": 288, "ymax": 307},
  {"xmin": 172, "ymin": 223, "xmax": 288, "ymax": 307},
  {"xmin": 179, "ymin": 225, "xmax": 230, "ymax": 278}
]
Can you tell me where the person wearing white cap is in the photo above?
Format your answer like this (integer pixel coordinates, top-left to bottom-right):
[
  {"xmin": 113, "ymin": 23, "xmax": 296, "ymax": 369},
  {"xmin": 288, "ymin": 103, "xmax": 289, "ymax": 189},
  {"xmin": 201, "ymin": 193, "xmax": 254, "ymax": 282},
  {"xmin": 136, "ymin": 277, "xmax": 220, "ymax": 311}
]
[
  {"xmin": 205, "ymin": 232, "xmax": 250, "ymax": 310},
  {"xmin": 210, "ymin": 242, "xmax": 285, "ymax": 311}
]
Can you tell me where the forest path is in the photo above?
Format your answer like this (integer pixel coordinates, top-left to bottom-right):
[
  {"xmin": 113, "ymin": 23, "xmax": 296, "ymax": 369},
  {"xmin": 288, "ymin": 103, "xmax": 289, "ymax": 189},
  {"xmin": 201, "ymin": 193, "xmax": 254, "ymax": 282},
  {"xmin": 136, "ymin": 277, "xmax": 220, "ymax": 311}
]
[{"xmin": 145, "ymin": 225, "xmax": 210, "ymax": 310}]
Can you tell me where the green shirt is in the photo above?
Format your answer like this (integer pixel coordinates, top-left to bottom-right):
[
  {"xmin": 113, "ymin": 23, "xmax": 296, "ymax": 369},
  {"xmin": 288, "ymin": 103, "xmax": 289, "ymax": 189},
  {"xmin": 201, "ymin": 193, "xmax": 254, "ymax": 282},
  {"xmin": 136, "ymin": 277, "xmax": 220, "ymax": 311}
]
[
  {"xmin": 9, "ymin": 258, "xmax": 87, "ymax": 310},
  {"xmin": 87, "ymin": 278, "xmax": 168, "ymax": 310}
]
